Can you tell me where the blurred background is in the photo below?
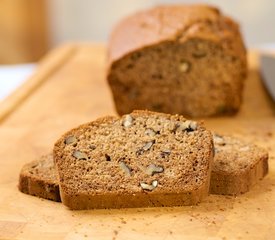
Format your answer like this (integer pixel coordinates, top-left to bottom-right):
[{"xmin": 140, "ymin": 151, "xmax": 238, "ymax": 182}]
[{"xmin": 0, "ymin": 0, "xmax": 275, "ymax": 100}]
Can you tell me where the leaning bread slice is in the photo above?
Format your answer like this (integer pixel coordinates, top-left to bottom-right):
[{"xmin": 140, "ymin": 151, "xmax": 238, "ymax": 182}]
[
  {"xmin": 54, "ymin": 110, "xmax": 214, "ymax": 210},
  {"xmin": 18, "ymin": 154, "xmax": 61, "ymax": 202},
  {"xmin": 211, "ymin": 134, "xmax": 269, "ymax": 195}
]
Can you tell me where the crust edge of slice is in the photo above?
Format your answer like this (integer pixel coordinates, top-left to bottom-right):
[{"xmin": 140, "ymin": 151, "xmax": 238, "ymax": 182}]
[{"xmin": 18, "ymin": 156, "xmax": 61, "ymax": 202}]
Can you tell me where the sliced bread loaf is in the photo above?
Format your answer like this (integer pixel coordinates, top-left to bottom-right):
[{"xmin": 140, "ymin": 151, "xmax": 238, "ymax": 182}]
[
  {"xmin": 53, "ymin": 110, "xmax": 214, "ymax": 209},
  {"xmin": 18, "ymin": 154, "xmax": 61, "ymax": 202},
  {"xmin": 211, "ymin": 134, "xmax": 269, "ymax": 195},
  {"xmin": 107, "ymin": 5, "xmax": 247, "ymax": 117},
  {"xmin": 18, "ymin": 133, "xmax": 269, "ymax": 202}
]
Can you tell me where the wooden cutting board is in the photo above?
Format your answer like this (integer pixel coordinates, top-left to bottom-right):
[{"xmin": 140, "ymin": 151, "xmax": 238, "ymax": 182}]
[{"xmin": 0, "ymin": 43, "xmax": 275, "ymax": 240}]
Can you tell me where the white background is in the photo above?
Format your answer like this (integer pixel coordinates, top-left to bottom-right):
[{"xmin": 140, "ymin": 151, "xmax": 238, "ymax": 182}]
[{"xmin": 48, "ymin": 0, "xmax": 275, "ymax": 47}]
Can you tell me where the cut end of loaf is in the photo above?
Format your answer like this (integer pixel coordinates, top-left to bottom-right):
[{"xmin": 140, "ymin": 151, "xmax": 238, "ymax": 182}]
[
  {"xmin": 108, "ymin": 39, "xmax": 246, "ymax": 117},
  {"xmin": 54, "ymin": 110, "xmax": 214, "ymax": 209}
]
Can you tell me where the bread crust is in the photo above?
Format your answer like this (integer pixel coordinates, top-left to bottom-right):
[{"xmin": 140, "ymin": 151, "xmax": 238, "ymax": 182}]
[
  {"xmin": 59, "ymin": 184, "xmax": 210, "ymax": 210},
  {"xmin": 108, "ymin": 5, "xmax": 246, "ymax": 65}
]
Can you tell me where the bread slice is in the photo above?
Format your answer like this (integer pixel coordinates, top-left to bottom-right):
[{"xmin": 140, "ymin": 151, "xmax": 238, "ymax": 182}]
[
  {"xmin": 18, "ymin": 154, "xmax": 61, "ymax": 202},
  {"xmin": 54, "ymin": 110, "xmax": 214, "ymax": 209},
  {"xmin": 107, "ymin": 5, "xmax": 247, "ymax": 117},
  {"xmin": 211, "ymin": 134, "xmax": 269, "ymax": 195}
]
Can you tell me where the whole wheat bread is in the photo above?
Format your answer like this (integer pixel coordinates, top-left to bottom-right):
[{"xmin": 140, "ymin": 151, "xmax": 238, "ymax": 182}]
[
  {"xmin": 18, "ymin": 154, "xmax": 61, "ymax": 202},
  {"xmin": 107, "ymin": 5, "xmax": 247, "ymax": 117},
  {"xmin": 53, "ymin": 110, "xmax": 214, "ymax": 209},
  {"xmin": 211, "ymin": 134, "xmax": 269, "ymax": 195}
]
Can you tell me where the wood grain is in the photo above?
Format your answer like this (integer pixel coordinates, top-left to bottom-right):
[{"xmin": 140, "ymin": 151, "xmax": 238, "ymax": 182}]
[{"xmin": 0, "ymin": 44, "xmax": 274, "ymax": 240}]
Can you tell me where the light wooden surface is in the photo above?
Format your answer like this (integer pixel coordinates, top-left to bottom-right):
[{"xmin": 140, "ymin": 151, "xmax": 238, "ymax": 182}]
[
  {"xmin": 0, "ymin": 44, "xmax": 76, "ymax": 123},
  {"xmin": 0, "ymin": 43, "xmax": 274, "ymax": 240}
]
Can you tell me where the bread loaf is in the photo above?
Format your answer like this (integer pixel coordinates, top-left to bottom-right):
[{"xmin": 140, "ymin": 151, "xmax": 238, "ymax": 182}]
[{"xmin": 107, "ymin": 5, "xmax": 247, "ymax": 117}]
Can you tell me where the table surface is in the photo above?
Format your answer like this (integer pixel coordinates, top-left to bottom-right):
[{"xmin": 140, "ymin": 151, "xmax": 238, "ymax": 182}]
[{"xmin": 0, "ymin": 43, "xmax": 275, "ymax": 240}]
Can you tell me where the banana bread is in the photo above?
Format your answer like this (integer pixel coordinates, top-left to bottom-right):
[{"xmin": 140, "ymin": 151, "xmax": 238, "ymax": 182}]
[
  {"xmin": 211, "ymin": 134, "xmax": 269, "ymax": 195},
  {"xmin": 107, "ymin": 4, "xmax": 247, "ymax": 117},
  {"xmin": 19, "ymin": 134, "xmax": 269, "ymax": 202},
  {"xmin": 53, "ymin": 110, "xmax": 214, "ymax": 209},
  {"xmin": 18, "ymin": 154, "xmax": 61, "ymax": 202}
]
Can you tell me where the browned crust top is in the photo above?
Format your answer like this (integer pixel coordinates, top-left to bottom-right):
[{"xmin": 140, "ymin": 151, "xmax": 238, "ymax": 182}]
[{"xmin": 108, "ymin": 4, "xmax": 246, "ymax": 66}]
